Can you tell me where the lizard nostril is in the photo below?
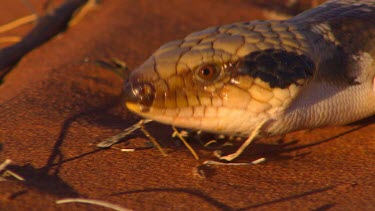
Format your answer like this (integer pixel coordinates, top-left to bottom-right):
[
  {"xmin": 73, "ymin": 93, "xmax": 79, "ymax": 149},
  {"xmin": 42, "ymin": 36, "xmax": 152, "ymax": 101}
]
[{"xmin": 123, "ymin": 81, "xmax": 155, "ymax": 108}]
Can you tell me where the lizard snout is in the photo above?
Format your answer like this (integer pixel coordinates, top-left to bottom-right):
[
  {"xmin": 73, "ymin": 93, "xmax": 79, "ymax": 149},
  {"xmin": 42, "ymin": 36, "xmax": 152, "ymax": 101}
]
[{"xmin": 123, "ymin": 81, "xmax": 155, "ymax": 112}]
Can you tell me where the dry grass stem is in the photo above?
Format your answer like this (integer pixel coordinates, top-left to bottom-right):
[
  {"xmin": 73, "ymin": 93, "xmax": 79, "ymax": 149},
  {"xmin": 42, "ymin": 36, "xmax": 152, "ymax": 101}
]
[
  {"xmin": 0, "ymin": 36, "xmax": 22, "ymax": 44},
  {"xmin": 0, "ymin": 14, "xmax": 37, "ymax": 34},
  {"xmin": 56, "ymin": 198, "xmax": 132, "ymax": 211},
  {"xmin": 140, "ymin": 124, "xmax": 167, "ymax": 157},
  {"xmin": 0, "ymin": 159, "xmax": 25, "ymax": 181},
  {"xmin": 3, "ymin": 170, "xmax": 25, "ymax": 181},
  {"xmin": 203, "ymin": 157, "xmax": 266, "ymax": 166},
  {"xmin": 97, "ymin": 119, "xmax": 152, "ymax": 148},
  {"xmin": 0, "ymin": 159, "xmax": 12, "ymax": 172},
  {"xmin": 172, "ymin": 126, "xmax": 199, "ymax": 160}
]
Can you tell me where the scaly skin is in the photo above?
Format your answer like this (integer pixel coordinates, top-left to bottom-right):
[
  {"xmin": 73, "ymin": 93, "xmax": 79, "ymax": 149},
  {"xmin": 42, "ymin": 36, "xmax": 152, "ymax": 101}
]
[{"xmin": 123, "ymin": 0, "xmax": 375, "ymax": 161}]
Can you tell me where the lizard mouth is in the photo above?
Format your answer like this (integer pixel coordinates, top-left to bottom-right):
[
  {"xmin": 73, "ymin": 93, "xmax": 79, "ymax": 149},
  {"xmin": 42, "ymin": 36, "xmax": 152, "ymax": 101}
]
[{"xmin": 123, "ymin": 81, "xmax": 155, "ymax": 112}]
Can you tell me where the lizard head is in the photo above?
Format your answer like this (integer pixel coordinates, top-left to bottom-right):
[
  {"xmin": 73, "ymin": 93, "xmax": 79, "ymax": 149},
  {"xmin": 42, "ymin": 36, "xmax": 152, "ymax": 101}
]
[{"xmin": 123, "ymin": 23, "xmax": 314, "ymax": 136}]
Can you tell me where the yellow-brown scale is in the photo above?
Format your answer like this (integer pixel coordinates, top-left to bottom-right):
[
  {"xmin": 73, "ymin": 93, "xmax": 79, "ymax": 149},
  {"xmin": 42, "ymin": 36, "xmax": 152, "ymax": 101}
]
[{"xmin": 124, "ymin": 0, "xmax": 375, "ymax": 160}]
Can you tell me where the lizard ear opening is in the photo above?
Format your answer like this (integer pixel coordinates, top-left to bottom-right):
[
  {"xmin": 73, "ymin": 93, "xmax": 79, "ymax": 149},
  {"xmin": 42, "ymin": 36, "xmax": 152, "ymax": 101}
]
[{"xmin": 235, "ymin": 49, "xmax": 315, "ymax": 89}]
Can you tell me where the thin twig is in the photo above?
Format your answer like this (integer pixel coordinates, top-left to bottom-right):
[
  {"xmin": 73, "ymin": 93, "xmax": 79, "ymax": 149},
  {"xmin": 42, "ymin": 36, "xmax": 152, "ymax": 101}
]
[
  {"xmin": 56, "ymin": 198, "xmax": 132, "ymax": 211},
  {"xmin": 3, "ymin": 170, "xmax": 25, "ymax": 181},
  {"xmin": 203, "ymin": 157, "xmax": 266, "ymax": 166},
  {"xmin": 218, "ymin": 120, "xmax": 266, "ymax": 161},
  {"xmin": 251, "ymin": 157, "xmax": 266, "ymax": 164},
  {"xmin": 0, "ymin": 159, "xmax": 12, "ymax": 172},
  {"xmin": 172, "ymin": 126, "xmax": 199, "ymax": 160},
  {"xmin": 0, "ymin": 159, "xmax": 26, "ymax": 181},
  {"xmin": 120, "ymin": 148, "xmax": 136, "ymax": 152},
  {"xmin": 0, "ymin": 14, "xmax": 37, "ymax": 34},
  {"xmin": 139, "ymin": 124, "xmax": 167, "ymax": 157},
  {"xmin": 97, "ymin": 119, "xmax": 152, "ymax": 148},
  {"xmin": 203, "ymin": 160, "xmax": 253, "ymax": 166},
  {"xmin": 0, "ymin": 36, "xmax": 22, "ymax": 44}
]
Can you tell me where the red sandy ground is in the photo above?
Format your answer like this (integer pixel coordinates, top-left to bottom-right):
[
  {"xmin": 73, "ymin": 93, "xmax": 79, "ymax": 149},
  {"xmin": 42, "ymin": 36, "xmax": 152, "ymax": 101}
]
[{"xmin": 0, "ymin": 0, "xmax": 374, "ymax": 210}]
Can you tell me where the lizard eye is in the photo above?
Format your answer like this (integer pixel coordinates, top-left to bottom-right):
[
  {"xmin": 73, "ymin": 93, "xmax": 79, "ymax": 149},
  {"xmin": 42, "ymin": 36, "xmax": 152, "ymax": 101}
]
[{"xmin": 196, "ymin": 64, "xmax": 221, "ymax": 82}]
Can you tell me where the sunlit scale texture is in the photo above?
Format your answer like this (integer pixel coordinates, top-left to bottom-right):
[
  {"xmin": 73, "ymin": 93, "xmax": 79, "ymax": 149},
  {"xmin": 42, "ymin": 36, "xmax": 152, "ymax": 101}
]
[
  {"xmin": 125, "ymin": 0, "xmax": 375, "ymax": 137},
  {"xmin": 125, "ymin": 20, "xmax": 314, "ymax": 135}
]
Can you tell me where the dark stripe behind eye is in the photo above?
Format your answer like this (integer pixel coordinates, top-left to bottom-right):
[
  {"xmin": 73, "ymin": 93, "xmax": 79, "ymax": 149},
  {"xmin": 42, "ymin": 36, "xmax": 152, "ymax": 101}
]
[{"xmin": 235, "ymin": 49, "xmax": 315, "ymax": 88}]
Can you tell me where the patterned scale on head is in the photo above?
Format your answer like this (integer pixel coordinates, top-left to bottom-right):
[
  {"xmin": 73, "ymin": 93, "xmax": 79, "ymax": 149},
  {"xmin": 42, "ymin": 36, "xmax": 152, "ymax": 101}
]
[
  {"xmin": 123, "ymin": 20, "xmax": 316, "ymax": 137},
  {"xmin": 120, "ymin": 0, "xmax": 375, "ymax": 161}
]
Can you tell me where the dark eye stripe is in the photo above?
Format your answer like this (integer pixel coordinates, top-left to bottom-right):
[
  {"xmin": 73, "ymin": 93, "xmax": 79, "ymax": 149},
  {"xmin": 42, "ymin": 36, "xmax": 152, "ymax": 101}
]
[{"xmin": 235, "ymin": 49, "xmax": 315, "ymax": 88}]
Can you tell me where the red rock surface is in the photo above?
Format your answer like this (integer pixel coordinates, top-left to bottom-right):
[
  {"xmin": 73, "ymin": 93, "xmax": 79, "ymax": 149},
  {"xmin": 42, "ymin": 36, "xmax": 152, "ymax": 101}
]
[{"xmin": 0, "ymin": 0, "xmax": 374, "ymax": 210}]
